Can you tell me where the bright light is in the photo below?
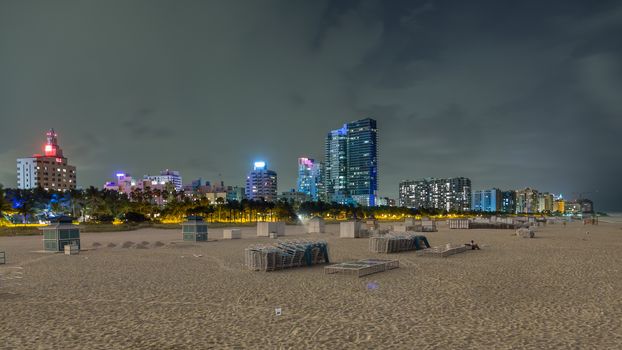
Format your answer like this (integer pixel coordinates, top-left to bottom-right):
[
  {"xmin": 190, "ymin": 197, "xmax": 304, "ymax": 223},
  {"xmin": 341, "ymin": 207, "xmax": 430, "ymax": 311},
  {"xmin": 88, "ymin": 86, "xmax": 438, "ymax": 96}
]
[
  {"xmin": 254, "ymin": 161, "xmax": 266, "ymax": 170},
  {"xmin": 116, "ymin": 173, "xmax": 125, "ymax": 177}
]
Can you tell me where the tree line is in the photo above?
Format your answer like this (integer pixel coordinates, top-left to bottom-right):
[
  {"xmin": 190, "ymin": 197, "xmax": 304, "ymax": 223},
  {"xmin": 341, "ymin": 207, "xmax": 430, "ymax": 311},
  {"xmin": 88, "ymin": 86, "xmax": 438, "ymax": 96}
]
[{"xmin": 0, "ymin": 185, "xmax": 461, "ymax": 225}]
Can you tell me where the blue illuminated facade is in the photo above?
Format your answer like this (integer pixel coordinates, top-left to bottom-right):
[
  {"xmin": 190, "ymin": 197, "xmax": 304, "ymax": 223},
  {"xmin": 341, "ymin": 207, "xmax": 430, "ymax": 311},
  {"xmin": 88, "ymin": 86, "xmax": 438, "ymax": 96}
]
[
  {"xmin": 472, "ymin": 188, "xmax": 502, "ymax": 212},
  {"xmin": 324, "ymin": 118, "xmax": 378, "ymax": 206},
  {"xmin": 296, "ymin": 158, "xmax": 323, "ymax": 201}
]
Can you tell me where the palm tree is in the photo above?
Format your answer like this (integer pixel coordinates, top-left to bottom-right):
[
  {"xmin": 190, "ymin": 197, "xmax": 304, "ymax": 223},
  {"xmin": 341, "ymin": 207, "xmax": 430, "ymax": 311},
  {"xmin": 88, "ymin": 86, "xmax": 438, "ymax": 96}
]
[
  {"xmin": 0, "ymin": 184, "xmax": 13, "ymax": 222},
  {"xmin": 216, "ymin": 197, "xmax": 225, "ymax": 222}
]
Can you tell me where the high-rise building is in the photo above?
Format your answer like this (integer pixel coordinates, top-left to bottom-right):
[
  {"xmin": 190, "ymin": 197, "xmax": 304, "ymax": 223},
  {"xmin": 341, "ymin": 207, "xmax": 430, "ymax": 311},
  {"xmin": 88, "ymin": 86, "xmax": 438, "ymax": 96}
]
[
  {"xmin": 501, "ymin": 190, "xmax": 517, "ymax": 213},
  {"xmin": 553, "ymin": 198, "xmax": 565, "ymax": 213},
  {"xmin": 17, "ymin": 129, "xmax": 77, "ymax": 191},
  {"xmin": 516, "ymin": 188, "xmax": 539, "ymax": 213},
  {"xmin": 324, "ymin": 126, "xmax": 348, "ymax": 204},
  {"xmin": 296, "ymin": 157, "xmax": 323, "ymax": 201},
  {"xmin": 324, "ymin": 118, "xmax": 378, "ymax": 206},
  {"xmin": 472, "ymin": 188, "xmax": 502, "ymax": 212},
  {"xmin": 145, "ymin": 169, "xmax": 183, "ymax": 191},
  {"xmin": 245, "ymin": 161, "xmax": 278, "ymax": 202},
  {"xmin": 398, "ymin": 177, "xmax": 471, "ymax": 212},
  {"xmin": 537, "ymin": 192, "xmax": 554, "ymax": 213}
]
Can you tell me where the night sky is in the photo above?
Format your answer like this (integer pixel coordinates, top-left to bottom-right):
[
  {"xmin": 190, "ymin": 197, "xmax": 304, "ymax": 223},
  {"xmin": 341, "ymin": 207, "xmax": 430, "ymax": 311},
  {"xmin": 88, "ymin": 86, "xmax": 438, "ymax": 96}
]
[{"xmin": 1, "ymin": 1, "xmax": 621, "ymax": 211}]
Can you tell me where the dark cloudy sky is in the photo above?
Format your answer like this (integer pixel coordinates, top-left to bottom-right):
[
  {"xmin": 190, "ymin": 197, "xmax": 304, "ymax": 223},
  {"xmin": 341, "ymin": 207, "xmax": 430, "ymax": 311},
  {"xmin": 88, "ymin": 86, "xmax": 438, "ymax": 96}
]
[{"xmin": 1, "ymin": 0, "xmax": 621, "ymax": 210}]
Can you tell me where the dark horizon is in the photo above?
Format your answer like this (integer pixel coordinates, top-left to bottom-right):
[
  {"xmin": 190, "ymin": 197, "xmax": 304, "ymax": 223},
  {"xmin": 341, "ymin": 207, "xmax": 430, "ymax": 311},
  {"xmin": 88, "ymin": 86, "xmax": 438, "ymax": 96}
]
[{"xmin": 1, "ymin": 0, "xmax": 621, "ymax": 211}]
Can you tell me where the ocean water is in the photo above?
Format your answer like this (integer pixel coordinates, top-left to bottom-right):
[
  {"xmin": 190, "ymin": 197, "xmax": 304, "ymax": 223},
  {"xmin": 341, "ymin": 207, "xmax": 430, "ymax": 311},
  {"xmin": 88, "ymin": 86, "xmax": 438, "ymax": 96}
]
[{"xmin": 601, "ymin": 212, "xmax": 622, "ymax": 224}]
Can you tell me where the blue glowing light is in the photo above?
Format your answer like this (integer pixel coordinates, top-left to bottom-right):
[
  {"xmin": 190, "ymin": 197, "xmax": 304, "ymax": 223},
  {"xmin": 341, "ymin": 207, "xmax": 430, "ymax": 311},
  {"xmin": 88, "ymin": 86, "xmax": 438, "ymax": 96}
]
[{"xmin": 254, "ymin": 161, "xmax": 266, "ymax": 170}]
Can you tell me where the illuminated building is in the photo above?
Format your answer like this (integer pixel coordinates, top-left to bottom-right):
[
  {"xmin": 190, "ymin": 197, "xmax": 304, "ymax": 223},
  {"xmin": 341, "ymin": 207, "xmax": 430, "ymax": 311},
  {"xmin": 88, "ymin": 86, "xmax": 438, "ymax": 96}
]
[
  {"xmin": 226, "ymin": 186, "xmax": 246, "ymax": 202},
  {"xmin": 564, "ymin": 201, "xmax": 582, "ymax": 215},
  {"xmin": 245, "ymin": 161, "xmax": 278, "ymax": 202},
  {"xmin": 17, "ymin": 129, "xmax": 77, "ymax": 191},
  {"xmin": 515, "ymin": 188, "xmax": 539, "ymax": 213},
  {"xmin": 104, "ymin": 173, "xmax": 138, "ymax": 194},
  {"xmin": 296, "ymin": 157, "xmax": 323, "ymax": 201},
  {"xmin": 501, "ymin": 190, "xmax": 516, "ymax": 213},
  {"xmin": 537, "ymin": 192, "xmax": 554, "ymax": 213},
  {"xmin": 144, "ymin": 169, "xmax": 183, "ymax": 191},
  {"xmin": 279, "ymin": 189, "xmax": 311, "ymax": 204},
  {"xmin": 324, "ymin": 126, "xmax": 348, "ymax": 203},
  {"xmin": 104, "ymin": 173, "xmax": 169, "ymax": 205},
  {"xmin": 324, "ymin": 118, "xmax": 378, "ymax": 206},
  {"xmin": 472, "ymin": 188, "xmax": 502, "ymax": 212},
  {"xmin": 553, "ymin": 199, "xmax": 565, "ymax": 213},
  {"xmin": 399, "ymin": 177, "xmax": 471, "ymax": 212},
  {"xmin": 376, "ymin": 197, "xmax": 396, "ymax": 206}
]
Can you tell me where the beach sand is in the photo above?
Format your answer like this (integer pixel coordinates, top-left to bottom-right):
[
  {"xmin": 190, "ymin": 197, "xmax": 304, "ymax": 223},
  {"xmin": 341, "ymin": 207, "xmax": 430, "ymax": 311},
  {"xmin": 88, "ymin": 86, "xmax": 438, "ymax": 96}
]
[{"xmin": 1, "ymin": 221, "xmax": 622, "ymax": 349}]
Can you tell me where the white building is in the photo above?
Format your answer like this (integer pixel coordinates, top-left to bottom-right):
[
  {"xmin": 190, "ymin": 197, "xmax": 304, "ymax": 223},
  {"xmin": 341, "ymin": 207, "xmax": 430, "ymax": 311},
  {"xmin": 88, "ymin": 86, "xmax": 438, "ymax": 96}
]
[
  {"xmin": 144, "ymin": 169, "xmax": 183, "ymax": 191},
  {"xmin": 245, "ymin": 161, "xmax": 278, "ymax": 202}
]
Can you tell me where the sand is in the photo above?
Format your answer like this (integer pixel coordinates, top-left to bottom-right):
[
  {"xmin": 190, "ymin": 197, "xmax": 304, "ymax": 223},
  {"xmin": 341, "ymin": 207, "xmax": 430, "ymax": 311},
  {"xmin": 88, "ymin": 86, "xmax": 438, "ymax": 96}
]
[{"xmin": 1, "ymin": 221, "xmax": 622, "ymax": 349}]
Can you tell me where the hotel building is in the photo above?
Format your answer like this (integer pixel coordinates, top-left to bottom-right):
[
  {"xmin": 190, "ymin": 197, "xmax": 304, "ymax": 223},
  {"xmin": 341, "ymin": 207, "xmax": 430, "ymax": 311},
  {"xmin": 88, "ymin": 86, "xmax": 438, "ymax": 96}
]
[
  {"xmin": 17, "ymin": 129, "xmax": 77, "ymax": 191},
  {"xmin": 144, "ymin": 169, "xmax": 183, "ymax": 191},
  {"xmin": 245, "ymin": 161, "xmax": 278, "ymax": 202}
]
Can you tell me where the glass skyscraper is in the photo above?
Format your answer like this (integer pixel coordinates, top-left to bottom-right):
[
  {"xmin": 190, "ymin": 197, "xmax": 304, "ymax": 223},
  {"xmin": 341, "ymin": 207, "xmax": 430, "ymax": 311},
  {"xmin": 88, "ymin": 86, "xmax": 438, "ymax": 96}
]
[
  {"xmin": 324, "ymin": 118, "xmax": 378, "ymax": 206},
  {"xmin": 472, "ymin": 188, "xmax": 502, "ymax": 212},
  {"xmin": 296, "ymin": 157, "xmax": 323, "ymax": 201}
]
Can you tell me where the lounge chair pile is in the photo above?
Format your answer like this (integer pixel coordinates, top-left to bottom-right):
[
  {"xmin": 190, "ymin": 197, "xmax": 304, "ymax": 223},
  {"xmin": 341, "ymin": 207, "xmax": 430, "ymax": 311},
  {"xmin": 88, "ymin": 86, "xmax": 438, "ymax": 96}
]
[
  {"xmin": 369, "ymin": 234, "xmax": 430, "ymax": 253},
  {"xmin": 244, "ymin": 240, "xmax": 330, "ymax": 271},
  {"xmin": 418, "ymin": 243, "xmax": 468, "ymax": 258},
  {"xmin": 392, "ymin": 217, "xmax": 437, "ymax": 232},
  {"xmin": 324, "ymin": 258, "xmax": 399, "ymax": 277}
]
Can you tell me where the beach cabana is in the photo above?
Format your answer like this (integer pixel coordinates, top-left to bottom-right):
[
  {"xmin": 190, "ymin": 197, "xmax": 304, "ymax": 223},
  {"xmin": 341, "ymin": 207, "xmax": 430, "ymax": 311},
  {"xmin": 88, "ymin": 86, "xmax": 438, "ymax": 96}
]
[
  {"xmin": 257, "ymin": 222, "xmax": 285, "ymax": 237},
  {"xmin": 223, "ymin": 229, "xmax": 241, "ymax": 239},
  {"xmin": 182, "ymin": 216, "xmax": 208, "ymax": 242},
  {"xmin": 306, "ymin": 217, "xmax": 325, "ymax": 233},
  {"xmin": 340, "ymin": 221, "xmax": 368, "ymax": 238},
  {"xmin": 39, "ymin": 216, "xmax": 81, "ymax": 252}
]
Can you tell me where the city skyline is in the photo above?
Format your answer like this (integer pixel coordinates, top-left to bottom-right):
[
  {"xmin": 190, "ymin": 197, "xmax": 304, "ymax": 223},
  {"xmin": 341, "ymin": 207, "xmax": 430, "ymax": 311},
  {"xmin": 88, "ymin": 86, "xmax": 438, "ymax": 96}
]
[{"xmin": 1, "ymin": 1, "xmax": 621, "ymax": 210}]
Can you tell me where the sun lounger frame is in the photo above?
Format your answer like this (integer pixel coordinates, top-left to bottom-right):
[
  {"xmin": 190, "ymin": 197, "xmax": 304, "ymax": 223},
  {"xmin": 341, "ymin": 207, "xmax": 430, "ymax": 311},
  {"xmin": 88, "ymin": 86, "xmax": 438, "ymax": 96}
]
[{"xmin": 324, "ymin": 258, "xmax": 399, "ymax": 277}]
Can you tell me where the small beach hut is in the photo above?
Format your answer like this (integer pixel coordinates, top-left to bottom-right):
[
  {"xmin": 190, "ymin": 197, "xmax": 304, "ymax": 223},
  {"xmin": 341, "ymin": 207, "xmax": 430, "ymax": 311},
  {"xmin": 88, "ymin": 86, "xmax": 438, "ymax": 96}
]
[
  {"xmin": 306, "ymin": 216, "xmax": 325, "ymax": 233},
  {"xmin": 39, "ymin": 216, "xmax": 80, "ymax": 252},
  {"xmin": 182, "ymin": 216, "xmax": 208, "ymax": 242},
  {"xmin": 340, "ymin": 221, "xmax": 368, "ymax": 238},
  {"xmin": 257, "ymin": 222, "xmax": 285, "ymax": 237}
]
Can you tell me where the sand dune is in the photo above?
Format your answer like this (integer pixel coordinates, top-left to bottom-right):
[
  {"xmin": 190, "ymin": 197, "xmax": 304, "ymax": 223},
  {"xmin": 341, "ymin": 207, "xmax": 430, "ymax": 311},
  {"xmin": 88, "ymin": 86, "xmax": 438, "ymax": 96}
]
[{"xmin": 1, "ymin": 222, "xmax": 622, "ymax": 349}]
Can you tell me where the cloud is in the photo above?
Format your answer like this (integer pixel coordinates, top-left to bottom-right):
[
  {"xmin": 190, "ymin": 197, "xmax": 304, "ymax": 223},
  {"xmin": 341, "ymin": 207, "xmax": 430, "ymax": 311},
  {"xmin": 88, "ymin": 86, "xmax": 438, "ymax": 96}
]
[
  {"xmin": 0, "ymin": 0, "xmax": 621, "ymax": 210},
  {"xmin": 123, "ymin": 109, "xmax": 174, "ymax": 139}
]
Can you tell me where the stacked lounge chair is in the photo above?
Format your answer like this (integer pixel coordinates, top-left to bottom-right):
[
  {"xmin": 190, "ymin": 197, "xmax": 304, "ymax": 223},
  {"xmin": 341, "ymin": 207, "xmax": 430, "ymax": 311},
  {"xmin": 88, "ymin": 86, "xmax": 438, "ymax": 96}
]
[{"xmin": 245, "ymin": 240, "xmax": 329, "ymax": 271}]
